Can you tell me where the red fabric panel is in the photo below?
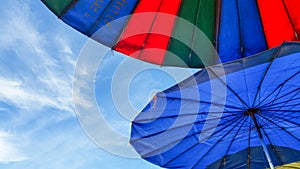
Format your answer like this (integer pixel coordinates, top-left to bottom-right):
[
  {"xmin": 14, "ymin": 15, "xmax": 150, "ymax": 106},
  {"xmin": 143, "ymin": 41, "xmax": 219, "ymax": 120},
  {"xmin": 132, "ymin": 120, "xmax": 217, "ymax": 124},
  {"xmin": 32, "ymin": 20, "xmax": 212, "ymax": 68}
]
[
  {"xmin": 284, "ymin": 0, "xmax": 300, "ymax": 38},
  {"xmin": 257, "ymin": 0, "xmax": 297, "ymax": 48},
  {"xmin": 114, "ymin": 0, "xmax": 162, "ymax": 57},
  {"xmin": 139, "ymin": 0, "xmax": 181, "ymax": 64},
  {"xmin": 114, "ymin": 0, "xmax": 181, "ymax": 65}
]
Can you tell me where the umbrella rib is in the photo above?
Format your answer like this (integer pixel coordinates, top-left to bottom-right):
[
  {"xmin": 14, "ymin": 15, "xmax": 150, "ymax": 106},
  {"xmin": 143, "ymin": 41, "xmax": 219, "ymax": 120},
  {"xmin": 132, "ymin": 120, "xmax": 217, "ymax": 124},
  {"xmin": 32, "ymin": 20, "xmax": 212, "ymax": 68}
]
[
  {"xmin": 262, "ymin": 106, "xmax": 300, "ymax": 115},
  {"xmin": 165, "ymin": 96, "xmax": 245, "ymax": 110},
  {"xmin": 282, "ymin": 0, "xmax": 299, "ymax": 40},
  {"xmin": 247, "ymin": 116, "xmax": 251, "ymax": 169},
  {"xmin": 268, "ymin": 100, "xmax": 300, "ymax": 113},
  {"xmin": 260, "ymin": 71, "xmax": 300, "ymax": 107},
  {"xmin": 166, "ymin": 87, "xmax": 246, "ymax": 111},
  {"xmin": 158, "ymin": 115, "xmax": 245, "ymax": 167},
  {"xmin": 262, "ymin": 111, "xmax": 300, "ymax": 126},
  {"xmin": 139, "ymin": 115, "xmax": 244, "ymax": 163},
  {"xmin": 262, "ymin": 102, "xmax": 300, "ymax": 111},
  {"xmin": 137, "ymin": 0, "xmax": 164, "ymax": 59},
  {"xmin": 236, "ymin": 0, "xmax": 245, "ymax": 56},
  {"xmin": 262, "ymin": 95, "xmax": 300, "ymax": 109},
  {"xmin": 258, "ymin": 113, "xmax": 291, "ymax": 130},
  {"xmin": 267, "ymin": 85, "xmax": 284, "ymax": 109},
  {"xmin": 268, "ymin": 96, "xmax": 300, "ymax": 113},
  {"xmin": 191, "ymin": 116, "xmax": 248, "ymax": 169},
  {"xmin": 214, "ymin": 0, "xmax": 222, "ymax": 48},
  {"xmin": 261, "ymin": 112, "xmax": 300, "ymax": 129},
  {"xmin": 242, "ymin": 60, "xmax": 251, "ymax": 106},
  {"xmin": 262, "ymin": 111, "xmax": 300, "ymax": 125},
  {"xmin": 59, "ymin": 0, "xmax": 78, "ymax": 18},
  {"xmin": 256, "ymin": 114, "xmax": 300, "ymax": 142},
  {"xmin": 216, "ymin": 115, "xmax": 248, "ymax": 169},
  {"xmin": 262, "ymin": 98, "xmax": 300, "ymax": 111},
  {"xmin": 135, "ymin": 110, "xmax": 243, "ymax": 123},
  {"xmin": 207, "ymin": 67, "xmax": 249, "ymax": 108},
  {"xmin": 259, "ymin": 83, "xmax": 300, "ymax": 109},
  {"xmin": 262, "ymin": 109, "xmax": 300, "ymax": 113},
  {"xmin": 257, "ymin": 70, "xmax": 300, "ymax": 106},
  {"xmin": 132, "ymin": 113, "xmax": 240, "ymax": 143},
  {"xmin": 198, "ymin": 88, "xmax": 247, "ymax": 109},
  {"xmin": 187, "ymin": 0, "xmax": 201, "ymax": 59},
  {"xmin": 86, "ymin": 0, "xmax": 116, "ymax": 35},
  {"xmin": 260, "ymin": 88, "xmax": 300, "ymax": 108},
  {"xmin": 252, "ymin": 47, "xmax": 282, "ymax": 108}
]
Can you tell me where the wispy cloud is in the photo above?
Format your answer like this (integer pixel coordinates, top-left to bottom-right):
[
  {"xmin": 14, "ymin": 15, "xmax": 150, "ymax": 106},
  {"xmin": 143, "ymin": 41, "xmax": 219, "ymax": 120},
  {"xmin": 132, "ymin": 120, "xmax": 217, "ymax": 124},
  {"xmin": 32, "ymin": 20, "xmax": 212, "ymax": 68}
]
[
  {"xmin": 0, "ymin": 0, "xmax": 82, "ymax": 164},
  {"xmin": 0, "ymin": 0, "xmax": 76, "ymax": 115},
  {"xmin": 0, "ymin": 131, "xmax": 27, "ymax": 162},
  {"xmin": 0, "ymin": 1, "xmax": 163, "ymax": 168},
  {"xmin": 0, "ymin": 78, "xmax": 71, "ymax": 112}
]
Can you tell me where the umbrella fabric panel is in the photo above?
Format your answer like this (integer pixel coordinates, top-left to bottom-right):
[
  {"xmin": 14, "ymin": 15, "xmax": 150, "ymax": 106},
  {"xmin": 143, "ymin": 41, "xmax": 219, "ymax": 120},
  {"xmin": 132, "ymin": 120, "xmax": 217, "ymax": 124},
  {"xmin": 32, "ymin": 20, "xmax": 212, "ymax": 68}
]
[
  {"xmin": 60, "ymin": 0, "xmax": 112, "ymax": 34},
  {"xmin": 156, "ymin": 112, "xmax": 253, "ymax": 168},
  {"xmin": 130, "ymin": 43, "xmax": 300, "ymax": 169},
  {"xmin": 218, "ymin": 0, "xmax": 267, "ymax": 62},
  {"xmin": 163, "ymin": 0, "xmax": 215, "ymax": 68},
  {"xmin": 257, "ymin": 0, "xmax": 298, "ymax": 48},
  {"xmin": 196, "ymin": 0, "xmax": 216, "ymax": 44},
  {"xmin": 113, "ymin": 0, "xmax": 166, "ymax": 57},
  {"xmin": 237, "ymin": 0, "xmax": 267, "ymax": 57},
  {"xmin": 257, "ymin": 53, "xmax": 300, "ymax": 107},
  {"xmin": 138, "ymin": 0, "xmax": 181, "ymax": 65},
  {"xmin": 284, "ymin": 0, "xmax": 300, "ymax": 37},
  {"xmin": 41, "ymin": 0, "xmax": 73, "ymax": 16},
  {"xmin": 114, "ymin": 0, "xmax": 182, "ymax": 65},
  {"xmin": 60, "ymin": 0, "xmax": 139, "ymax": 47},
  {"xmin": 217, "ymin": 0, "xmax": 241, "ymax": 62}
]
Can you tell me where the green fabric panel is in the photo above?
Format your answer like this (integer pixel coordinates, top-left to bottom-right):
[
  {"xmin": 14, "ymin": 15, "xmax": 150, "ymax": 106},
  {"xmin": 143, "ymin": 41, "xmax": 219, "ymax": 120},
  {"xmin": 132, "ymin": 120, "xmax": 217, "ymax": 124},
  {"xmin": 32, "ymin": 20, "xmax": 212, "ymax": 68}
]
[
  {"xmin": 198, "ymin": 0, "xmax": 215, "ymax": 43},
  {"xmin": 164, "ymin": 0, "xmax": 216, "ymax": 68},
  {"xmin": 42, "ymin": 0, "xmax": 73, "ymax": 16}
]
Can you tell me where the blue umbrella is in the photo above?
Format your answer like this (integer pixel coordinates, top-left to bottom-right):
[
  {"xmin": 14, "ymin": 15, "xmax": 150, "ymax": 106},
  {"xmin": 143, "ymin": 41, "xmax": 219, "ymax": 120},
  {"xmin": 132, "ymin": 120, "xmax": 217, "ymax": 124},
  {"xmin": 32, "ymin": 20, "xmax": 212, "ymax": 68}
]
[{"xmin": 130, "ymin": 42, "xmax": 300, "ymax": 169}]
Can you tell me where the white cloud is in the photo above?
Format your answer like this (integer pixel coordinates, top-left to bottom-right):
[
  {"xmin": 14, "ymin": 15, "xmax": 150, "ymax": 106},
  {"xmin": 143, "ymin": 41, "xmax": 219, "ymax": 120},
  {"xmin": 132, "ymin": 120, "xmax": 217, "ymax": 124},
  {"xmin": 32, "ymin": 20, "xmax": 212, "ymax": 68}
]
[
  {"xmin": 0, "ymin": 77, "xmax": 73, "ymax": 113},
  {"xmin": 0, "ymin": 131, "xmax": 27, "ymax": 162},
  {"xmin": 0, "ymin": 1, "xmax": 160, "ymax": 168},
  {"xmin": 0, "ymin": 0, "xmax": 76, "ymax": 114},
  {"xmin": 0, "ymin": 0, "xmax": 80, "ymax": 163}
]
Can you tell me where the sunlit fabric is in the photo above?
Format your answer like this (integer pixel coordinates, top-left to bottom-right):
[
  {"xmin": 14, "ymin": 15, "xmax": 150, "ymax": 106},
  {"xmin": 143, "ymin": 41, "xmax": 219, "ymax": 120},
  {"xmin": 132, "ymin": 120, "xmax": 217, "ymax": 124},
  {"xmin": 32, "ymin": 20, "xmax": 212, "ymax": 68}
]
[{"xmin": 42, "ymin": 0, "xmax": 300, "ymax": 67}]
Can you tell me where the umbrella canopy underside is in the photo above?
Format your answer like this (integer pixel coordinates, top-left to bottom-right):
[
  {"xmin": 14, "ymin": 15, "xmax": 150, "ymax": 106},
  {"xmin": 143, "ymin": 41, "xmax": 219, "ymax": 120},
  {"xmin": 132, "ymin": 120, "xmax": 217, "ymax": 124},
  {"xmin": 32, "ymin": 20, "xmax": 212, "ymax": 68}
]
[
  {"xmin": 130, "ymin": 42, "xmax": 300, "ymax": 169},
  {"xmin": 42, "ymin": 0, "xmax": 300, "ymax": 67}
]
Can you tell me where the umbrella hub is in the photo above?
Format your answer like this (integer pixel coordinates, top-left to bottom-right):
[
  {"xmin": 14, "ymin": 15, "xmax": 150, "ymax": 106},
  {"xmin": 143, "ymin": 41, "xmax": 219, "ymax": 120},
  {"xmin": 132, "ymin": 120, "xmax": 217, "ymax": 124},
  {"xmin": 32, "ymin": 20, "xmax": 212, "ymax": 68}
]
[
  {"xmin": 244, "ymin": 108, "xmax": 263, "ymax": 138},
  {"xmin": 243, "ymin": 108, "xmax": 259, "ymax": 115}
]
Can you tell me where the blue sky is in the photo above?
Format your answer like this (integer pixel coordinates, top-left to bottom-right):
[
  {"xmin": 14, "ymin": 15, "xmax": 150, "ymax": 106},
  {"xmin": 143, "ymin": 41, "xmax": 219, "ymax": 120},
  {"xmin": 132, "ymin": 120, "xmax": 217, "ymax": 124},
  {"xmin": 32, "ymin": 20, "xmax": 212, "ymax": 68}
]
[{"xmin": 0, "ymin": 1, "xmax": 198, "ymax": 168}]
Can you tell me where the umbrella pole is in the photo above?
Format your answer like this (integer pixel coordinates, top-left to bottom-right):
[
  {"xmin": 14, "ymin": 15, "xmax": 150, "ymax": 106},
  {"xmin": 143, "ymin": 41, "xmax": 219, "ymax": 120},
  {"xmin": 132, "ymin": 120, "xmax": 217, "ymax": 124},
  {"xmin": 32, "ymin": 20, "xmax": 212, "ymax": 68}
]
[
  {"xmin": 258, "ymin": 137, "xmax": 275, "ymax": 169},
  {"xmin": 248, "ymin": 109, "xmax": 275, "ymax": 169}
]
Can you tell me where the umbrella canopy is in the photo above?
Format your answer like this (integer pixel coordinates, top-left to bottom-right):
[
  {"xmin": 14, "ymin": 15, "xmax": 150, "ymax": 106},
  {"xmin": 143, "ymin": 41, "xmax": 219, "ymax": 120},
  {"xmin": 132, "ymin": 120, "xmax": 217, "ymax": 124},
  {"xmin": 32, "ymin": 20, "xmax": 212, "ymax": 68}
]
[
  {"xmin": 130, "ymin": 42, "xmax": 300, "ymax": 169},
  {"xmin": 42, "ymin": 0, "xmax": 300, "ymax": 67}
]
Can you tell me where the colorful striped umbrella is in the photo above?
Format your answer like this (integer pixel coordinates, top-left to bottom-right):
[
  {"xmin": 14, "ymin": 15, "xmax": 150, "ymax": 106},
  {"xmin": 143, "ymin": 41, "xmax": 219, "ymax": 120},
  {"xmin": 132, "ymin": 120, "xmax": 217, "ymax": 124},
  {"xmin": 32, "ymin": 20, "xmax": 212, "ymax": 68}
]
[{"xmin": 42, "ymin": 0, "xmax": 300, "ymax": 68}]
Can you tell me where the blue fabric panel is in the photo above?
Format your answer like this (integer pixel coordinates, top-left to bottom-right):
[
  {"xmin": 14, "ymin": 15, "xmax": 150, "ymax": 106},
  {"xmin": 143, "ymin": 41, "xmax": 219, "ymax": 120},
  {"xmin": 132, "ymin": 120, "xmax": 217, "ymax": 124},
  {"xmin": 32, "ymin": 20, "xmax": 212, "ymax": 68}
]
[
  {"xmin": 61, "ymin": 0, "xmax": 139, "ymax": 47},
  {"xmin": 61, "ymin": 0, "xmax": 112, "ymax": 34},
  {"xmin": 89, "ymin": 0, "xmax": 139, "ymax": 47},
  {"xmin": 218, "ymin": 0, "xmax": 241, "ymax": 63},
  {"xmin": 238, "ymin": 0, "xmax": 267, "ymax": 57}
]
